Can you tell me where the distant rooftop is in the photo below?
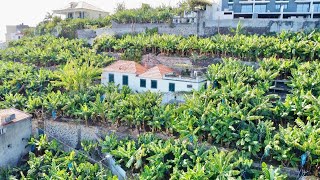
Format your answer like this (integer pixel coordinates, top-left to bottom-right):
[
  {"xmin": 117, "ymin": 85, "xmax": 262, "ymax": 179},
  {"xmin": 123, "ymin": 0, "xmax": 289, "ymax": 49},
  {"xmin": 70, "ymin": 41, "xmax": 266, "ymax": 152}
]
[
  {"xmin": 53, "ymin": 1, "xmax": 108, "ymax": 13},
  {"xmin": 0, "ymin": 108, "xmax": 31, "ymax": 126},
  {"xmin": 140, "ymin": 65, "xmax": 175, "ymax": 79}
]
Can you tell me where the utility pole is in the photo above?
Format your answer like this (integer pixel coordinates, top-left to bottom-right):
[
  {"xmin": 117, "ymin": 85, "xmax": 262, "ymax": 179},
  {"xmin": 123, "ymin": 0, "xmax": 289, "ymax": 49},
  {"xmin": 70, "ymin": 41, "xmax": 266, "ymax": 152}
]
[
  {"xmin": 218, "ymin": 16, "xmax": 220, "ymax": 34},
  {"xmin": 196, "ymin": 8, "xmax": 200, "ymax": 36}
]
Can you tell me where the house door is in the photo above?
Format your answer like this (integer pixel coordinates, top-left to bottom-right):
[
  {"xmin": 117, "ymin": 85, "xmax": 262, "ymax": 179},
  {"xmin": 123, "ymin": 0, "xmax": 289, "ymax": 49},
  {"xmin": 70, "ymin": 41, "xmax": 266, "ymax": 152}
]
[{"xmin": 68, "ymin": 13, "xmax": 73, "ymax": 19}]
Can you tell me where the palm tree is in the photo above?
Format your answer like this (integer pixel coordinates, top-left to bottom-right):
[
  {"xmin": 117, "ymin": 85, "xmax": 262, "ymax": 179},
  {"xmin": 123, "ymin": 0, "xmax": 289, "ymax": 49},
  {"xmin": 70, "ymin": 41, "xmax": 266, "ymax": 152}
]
[{"xmin": 44, "ymin": 12, "xmax": 54, "ymax": 22}]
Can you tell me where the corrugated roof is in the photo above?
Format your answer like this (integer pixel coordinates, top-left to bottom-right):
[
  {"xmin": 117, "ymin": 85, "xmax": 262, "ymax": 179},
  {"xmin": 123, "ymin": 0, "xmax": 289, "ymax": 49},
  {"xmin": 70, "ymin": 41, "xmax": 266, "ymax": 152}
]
[
  {"xmin": 139, "ymin": 65, "xmax": 175, "ymax": 79},
  {"xmin": 0, "ymin": 108, "xmax": 31, "ymax": 126},
  {"xmin": 103, "ymin": 60, "xmax": 147, "ymax": 75},
  {"xmin": 54, "ymin": 1, "xmax": 107, "ymax": 13}
]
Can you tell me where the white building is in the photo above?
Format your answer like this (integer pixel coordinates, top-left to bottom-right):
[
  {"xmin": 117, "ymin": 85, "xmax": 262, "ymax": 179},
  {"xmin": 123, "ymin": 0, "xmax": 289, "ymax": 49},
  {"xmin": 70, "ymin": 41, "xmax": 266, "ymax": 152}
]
[
  {"xmin": 207, "ymin": 0, "xmax": 320, "ymax": 20},
  {"xmin": 101, "ymin": 60, "xmax": 207, "ymax": 94},
  {"xmin": 53, "ymin": 1, "xmax": 109, "ymax": 19},
  {"xmin": 5, "ymin": 24, "xmax": 29, "ymax": 42},
  {"xmin": 173, "ymin": 11, "xmax": 198, "ymax": 24},
  {"xmin": 0, "ymin": 108, "xmax": 32, "ymax": 168}
]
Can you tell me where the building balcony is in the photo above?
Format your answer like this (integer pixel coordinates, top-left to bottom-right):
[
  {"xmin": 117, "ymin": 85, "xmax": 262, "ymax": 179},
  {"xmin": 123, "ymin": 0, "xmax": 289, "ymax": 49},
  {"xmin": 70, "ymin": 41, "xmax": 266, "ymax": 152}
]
[
  {"xmin": 275, "ymin": 0, "xmax": 289, "ymax": 3},
  {"xmin": 295, "ymin": 0, "xmax": 312, "ymax": 2},
  {"xmin": 163, "ymin": 73, "xmax": 207, "ymax": 83},
  {"xmin": 239, "ymin": 0, "xmax": 270, "ymax": 4}
]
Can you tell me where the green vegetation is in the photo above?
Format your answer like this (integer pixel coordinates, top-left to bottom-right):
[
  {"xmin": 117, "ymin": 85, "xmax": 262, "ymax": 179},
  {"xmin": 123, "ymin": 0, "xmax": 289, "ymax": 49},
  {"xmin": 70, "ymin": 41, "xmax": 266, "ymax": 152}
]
[
  {"xmin": 25, "ymin": 0, "xmax": 214, "ymax": 39},
  {"xmin": 98, "ymin": 133, "xmax": 286, "ymax": 179},
  {"xmin": 29, "ymin": 1, "xmax": 199, "ymax": 39},
  {"xmin": 93, "ymin": 32, "xmax": 320, "ymax": 61},
  {"xmin": 0, "ymin": 135, "xmax": 116, "ymax": 179},
  {"xmin": 1, "ymin": 35, "xmax": 112, "ymax": 67},
  {"xmin": 1, "ymin": 30, "xmax": 320, "ymax": 178},
  {"xmin": 112, "ymin": 3, "xmax": 177, "ymax": 24},
  {"xmin": 35, "ymin": 16, "xmax": 112, "ymax": 39}
]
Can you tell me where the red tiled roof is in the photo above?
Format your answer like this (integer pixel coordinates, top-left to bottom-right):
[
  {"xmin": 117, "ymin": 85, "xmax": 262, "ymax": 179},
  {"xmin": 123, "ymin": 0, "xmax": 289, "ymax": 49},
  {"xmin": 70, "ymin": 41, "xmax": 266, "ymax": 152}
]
[
  {"xmin": 103, "ymin": 60, "xmax": 147, "ymax": 75},
  {"xmin": 139, "ymin": 64, "xmax": 175, "ymax": 79}
]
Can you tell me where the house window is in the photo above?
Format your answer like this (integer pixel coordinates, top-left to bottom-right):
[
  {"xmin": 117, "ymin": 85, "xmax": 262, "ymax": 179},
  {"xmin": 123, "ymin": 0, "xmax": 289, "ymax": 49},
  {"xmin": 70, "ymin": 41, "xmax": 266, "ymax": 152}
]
[
  {"xmin": 228, "ymin": 5, "xmax": 233, "ymax": 10},
  {"xmin": 122, "ymin": 75, "xmax": 128, "ymax": 85},
  {"xmin": 151, "ymin": 80, "xmax": 157, "ymax": 89},
  {"xmin": 108, "ymin": 74, "xmax": 114, "ymax": 83},
  {"xmin": 187, "ymin": 84, "xmax": 193, "ymax": 88},
  {"xmin": 241, "ymin": 5, "xmax": 253, "ymax": 13},
  {"xmin": 297, "ymin": 3, "xmax": 310, "ymax": 12},
  {"xmin": 140, "ymin": 79, "xmax": 146, "ymax": 88},
  {"xmin": 169, "ymin": 83, "xmax": 175, "ymax": 92},
  {"xmin": 255, "ymin": 4, "xmax": 267, "ymax": 13},
  {"xmin": 68, "ymin": 12, "xmax": 73, "ymax": 18},
  {"xmin": 276, "ymin": 4, "xmax": 288, "ymax": 11},
  {"xmin": 314, "ymin": 3, "xmax": 320, "ymax": 12}
]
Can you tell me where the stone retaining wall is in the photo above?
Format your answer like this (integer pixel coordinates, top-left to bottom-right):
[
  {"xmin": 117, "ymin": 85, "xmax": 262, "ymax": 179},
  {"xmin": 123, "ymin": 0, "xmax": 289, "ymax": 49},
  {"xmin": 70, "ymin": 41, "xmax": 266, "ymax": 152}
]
[
  {"xmin": 77, "ymin": 19, "xmax": 320, "ymax": 42},
  {"xmin": 43, "ymin": 120, "xmax": 127, "ymax": 179},
  {"xmin": 77, "ymin": 22, "xmax": 197, "ymax": 41},
  {"xmin": 204, "ymin": 19, "xmax": 320, "ymax": 35},
  {"xmin": 44, "ymin": 120, "xmax": 102, "ymax": 148},
  {"xmin": 141, "ymin": 54, "xmax": 193, "ymax": 70}
]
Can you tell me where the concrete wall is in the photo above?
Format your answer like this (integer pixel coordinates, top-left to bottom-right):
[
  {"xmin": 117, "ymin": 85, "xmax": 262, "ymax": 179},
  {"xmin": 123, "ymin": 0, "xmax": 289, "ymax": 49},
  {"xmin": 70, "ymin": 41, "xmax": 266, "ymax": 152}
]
[
  {"xmin": 204, "ymin": 19, "xmax": 320, "ymax": 35},
  {"xmin": 0, "ymin": 119, "xmax": 32, "ymax": 167}
]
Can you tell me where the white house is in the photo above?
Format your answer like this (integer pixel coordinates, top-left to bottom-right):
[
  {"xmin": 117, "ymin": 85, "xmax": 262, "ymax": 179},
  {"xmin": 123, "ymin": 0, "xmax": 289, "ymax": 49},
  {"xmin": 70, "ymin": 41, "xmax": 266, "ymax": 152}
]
[
  {"xmin": 101, "ymin": 60, "xmax": 207, "ymax": 94},
  {"xmin": 53, "ymin": 1, "xmax": 109, "ymax": 20},
  {"xmin": 5, "ymin": 24, "xmax": 29, "ymax": 42},
  {"xmin": 0, "ymin": 108, "xmax": 32, "ymax": 168}
]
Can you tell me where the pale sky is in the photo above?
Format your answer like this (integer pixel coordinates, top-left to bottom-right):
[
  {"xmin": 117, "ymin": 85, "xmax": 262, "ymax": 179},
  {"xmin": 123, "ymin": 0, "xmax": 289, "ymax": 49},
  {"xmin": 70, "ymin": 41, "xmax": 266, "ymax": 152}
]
[{"xmin": 0, "ymin": 0, "xmax": 181, "ymax": 42}]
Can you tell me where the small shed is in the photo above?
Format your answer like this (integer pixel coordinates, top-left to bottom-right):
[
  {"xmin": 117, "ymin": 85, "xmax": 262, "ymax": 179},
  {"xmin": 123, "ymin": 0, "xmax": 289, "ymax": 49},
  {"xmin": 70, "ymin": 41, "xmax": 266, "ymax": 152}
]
[{"xmin": 0, "ymin": 108, "xmax": 32, "ymax": 168}]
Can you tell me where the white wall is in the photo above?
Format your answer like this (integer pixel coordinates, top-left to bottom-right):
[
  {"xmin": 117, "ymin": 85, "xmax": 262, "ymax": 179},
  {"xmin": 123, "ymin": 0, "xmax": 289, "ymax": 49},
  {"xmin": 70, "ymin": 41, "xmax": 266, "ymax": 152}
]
[
  {"xmin": 102, "ymin": 72, "xmax": 139, "ymax": 91},
  {"xmin": 102, "ymin": 72, "xmax": 206, "ymax": 93},
  {"xmin": 0, "ymin": 119, "xmax": 32, "ymax": 168}
]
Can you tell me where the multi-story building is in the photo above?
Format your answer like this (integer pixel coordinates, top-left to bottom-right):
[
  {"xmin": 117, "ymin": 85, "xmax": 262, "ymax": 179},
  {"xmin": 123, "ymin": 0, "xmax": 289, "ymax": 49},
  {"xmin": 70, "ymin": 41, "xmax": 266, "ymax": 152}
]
[{"xmin": 212, "ymin": 0, "xmax": 320, "ymax": 19}]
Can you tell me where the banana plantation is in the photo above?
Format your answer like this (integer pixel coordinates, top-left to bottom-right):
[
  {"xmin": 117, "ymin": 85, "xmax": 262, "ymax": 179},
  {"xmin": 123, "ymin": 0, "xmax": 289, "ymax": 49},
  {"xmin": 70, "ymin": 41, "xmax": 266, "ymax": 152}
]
[
  {"xmin": 0, "ymin": 31, "xmax": 320, "ymax": 179},
  {"xmin": 0, "ymin": 135, "xmax": 117, "ymax": 179},
  {"xmin": 98, "ymin": 133, "xmax": 286, "ymax": 179},
  {"xmin": 93, "ymin": 31, "xmax": 320, "ymax": 61}
]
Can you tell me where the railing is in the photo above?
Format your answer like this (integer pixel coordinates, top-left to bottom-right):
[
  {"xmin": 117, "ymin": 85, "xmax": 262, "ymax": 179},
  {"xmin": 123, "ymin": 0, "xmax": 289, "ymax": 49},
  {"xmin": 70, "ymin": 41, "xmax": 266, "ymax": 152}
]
[{"xmin": 163, "ymin": 74, "xmax": 207, "ymax": 83}]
